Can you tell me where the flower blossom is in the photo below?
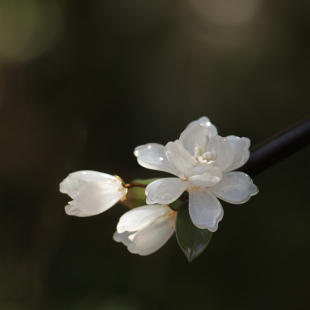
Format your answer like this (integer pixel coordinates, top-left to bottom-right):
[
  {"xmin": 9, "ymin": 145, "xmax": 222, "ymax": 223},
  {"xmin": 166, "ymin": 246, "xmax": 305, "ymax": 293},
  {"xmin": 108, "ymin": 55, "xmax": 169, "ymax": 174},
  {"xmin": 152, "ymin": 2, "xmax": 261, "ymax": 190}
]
[
  {"xmin": 134, "ymin": 116, "xmax": 258, "ymax": 232},
  {"xmin": 113, "ymin": 205, "xmax": 176, "ymax": 255},
  {"xmin": 60, "ymin": 170, "xmax": 127, "ymax": 217}
]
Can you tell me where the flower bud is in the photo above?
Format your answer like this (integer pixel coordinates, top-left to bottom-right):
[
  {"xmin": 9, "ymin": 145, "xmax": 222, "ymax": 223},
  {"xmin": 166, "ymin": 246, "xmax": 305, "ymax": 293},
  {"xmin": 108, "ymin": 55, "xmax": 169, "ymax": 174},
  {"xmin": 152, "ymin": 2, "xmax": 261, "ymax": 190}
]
[
  {"xmin": 60, "ymin": 170, "xmax": 127, "ymax": 217},
  {"xmin": 113, "ymin": 205, "xmax": 176, "ymax": 255}
]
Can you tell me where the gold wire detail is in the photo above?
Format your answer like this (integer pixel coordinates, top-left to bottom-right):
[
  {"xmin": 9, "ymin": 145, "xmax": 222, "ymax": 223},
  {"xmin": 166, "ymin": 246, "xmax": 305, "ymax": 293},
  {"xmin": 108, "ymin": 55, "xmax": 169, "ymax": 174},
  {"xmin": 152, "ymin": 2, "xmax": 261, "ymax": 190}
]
[
  {"xmin": 120, "ymin": 188, "xmax": 128, "ymax": 201},
  {"xmin": 114, "ymin": 175, "xmax": 126, "ymax": 188}
]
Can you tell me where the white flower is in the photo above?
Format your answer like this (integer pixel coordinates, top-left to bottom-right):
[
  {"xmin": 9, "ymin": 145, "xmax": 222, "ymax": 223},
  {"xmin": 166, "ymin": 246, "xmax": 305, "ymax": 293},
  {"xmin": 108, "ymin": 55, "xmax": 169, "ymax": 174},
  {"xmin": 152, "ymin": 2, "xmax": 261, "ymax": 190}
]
[
  {"xmin": 113, "ymin": 205, "xmax": 176, "ymax": 255},
  {"xmin": 134, "ymin": 116, "xmax": 258, "ymax": 232},
  {"xmin": 60, "ymin": 170, "xmax": 127, "ymax": 217}
]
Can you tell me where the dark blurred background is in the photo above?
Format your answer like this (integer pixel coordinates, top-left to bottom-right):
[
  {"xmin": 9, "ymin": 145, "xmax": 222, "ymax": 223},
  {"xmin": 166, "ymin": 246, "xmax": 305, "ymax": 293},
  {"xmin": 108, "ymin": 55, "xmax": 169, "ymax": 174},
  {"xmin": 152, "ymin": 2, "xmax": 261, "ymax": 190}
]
[{"xmin": 0, "ymin": 0, "xmax": 309, "ymax": 309}]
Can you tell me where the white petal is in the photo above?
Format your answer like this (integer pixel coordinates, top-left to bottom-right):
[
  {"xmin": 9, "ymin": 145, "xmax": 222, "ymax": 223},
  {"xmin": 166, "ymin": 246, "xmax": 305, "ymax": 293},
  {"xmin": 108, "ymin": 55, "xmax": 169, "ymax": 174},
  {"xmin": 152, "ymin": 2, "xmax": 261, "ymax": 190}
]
[
  {"xmin": 189, "ymin": 174, "xmax": 220, "ymax": 188},
  {"xmin": 187, "ymin": 116, "xmax": 218, "ymax": 137},
  {"xmin": 128, "ymin": 213, "xmax": 176, "ymax": 256},
  {"xmin": 208, "ymin": 172, "xmax": 258, "ymax": 204},
  {"xmin": 70, "ymin": 181, "xmax": 127, "ymax": 215},
  {"xmin": 60, "ymin": 170, "xmax": 117, "ymax": 199},
  {"xmin": 113, "ymin": 231, "xmax": 134, "ymax": 247},
  {"xmin": 117, "ymin": 205, "xmax": 172, "ymax": 233},
  {"xmin": 207, "ymin": 136, "xmax": 234, "ymax": 171},
  {"xmin": 189, "ymin": 188, "xmax": 223, "ymax": 232},
  {"xmin": 64, "ymin": 205, "xmax": 92, "ymax": 217},
  {"xmin": 223, "ymin": 136, "xmax": 251, "ymax": 172},
  {"xmin": 134, "ymin": 143, "xmax": 181, "ymax": 177},
  {"xmin": 165, "ymin": 140, "xmax": 196, "ymax": 177},
  {"xmin": 145, "ymin": 178, "xmax": 188, "ymax": 205},
  {"xmin": 180, "ymin": 123, "xmax": 212, "ymax": 155},
  {"xmin": 188, "ymin": 164, "xmax": 222, "ymax": 187}
]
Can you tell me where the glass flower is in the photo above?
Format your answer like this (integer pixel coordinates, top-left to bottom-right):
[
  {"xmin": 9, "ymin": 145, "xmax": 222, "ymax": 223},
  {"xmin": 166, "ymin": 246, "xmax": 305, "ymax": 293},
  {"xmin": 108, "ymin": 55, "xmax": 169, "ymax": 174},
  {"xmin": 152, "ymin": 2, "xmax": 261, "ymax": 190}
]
[
  {"xmin": 60, "ymin": 170, "xmax": 127, "ymax": 217},
  {"xmin": 113, "ymin": 205, "xmax": 176, "ymax": 255},
  {"xmin": 134, "ymin": 116, "xmax": 258, "ymax": 232}
]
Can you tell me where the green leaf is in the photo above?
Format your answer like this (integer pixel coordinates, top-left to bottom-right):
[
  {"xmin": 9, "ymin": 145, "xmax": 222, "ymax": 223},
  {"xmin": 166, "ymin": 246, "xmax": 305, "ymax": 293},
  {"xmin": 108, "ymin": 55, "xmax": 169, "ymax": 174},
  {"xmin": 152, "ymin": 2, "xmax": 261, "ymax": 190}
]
[
  {"xmin": 176, "ymin": 203, "xmax": 213, "ymax": 262},
  {"xmin": 169, "ymin": 199, "xmax": 184, "ymax": 211},
  {"xmin": 126, "ymin": 178, "xmax": 159, "ymax": 209}
]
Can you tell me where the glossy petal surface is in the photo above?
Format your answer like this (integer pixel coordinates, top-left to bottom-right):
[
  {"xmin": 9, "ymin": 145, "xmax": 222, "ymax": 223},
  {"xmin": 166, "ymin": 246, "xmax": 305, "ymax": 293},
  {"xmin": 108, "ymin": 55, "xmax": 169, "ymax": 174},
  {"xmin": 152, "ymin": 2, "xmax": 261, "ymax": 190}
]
[
  {"xmin": 188, "ymin": 116, "xmax": 218, "ymax": 137},
  {"xmin": 207, "ymin": 136, "xmax": 234, "ymax": 171},
  {"xmin": 188, "ymin": 164, "xmax": 222, "ymax": 187},
  {"xmin": 223, "ymin": 136, "xmax": 251, "ymax": 172},
  {"xmin": 145, "ymin": 178, "xmax": 188, "ymax": 205},
  {"xmin": 208, "ymin": 172, "xmax": 258, "ymax": 204},
  {"xmin": 60, "ymin": 170, "xmax": 117, "ymax": 199},
  {"xmin": 128, "ymin": 213, "xmax": 176, "ymax": 256},
  {"xmin": 117, "ymin": 205, "xmax": 171, "ymax": 233},
  {"xmin": 71, "ymin": 181, "xmax": 126, "ymax": 215},
  {"xmin": 134, "ymin": 143, "xmax": 181, "ymax": 176},
  {"xmin": 180, "ymin": 123, "xmax": 211, "ymax": 155},
  {"xmin": 189, "ymin": 188, "xmax": 223, "ymax": 232},
  {"xmin": 165, "ymin": 140, "xmax": 196, "ymax": 177},
  {"xmin": 113, "ymin": 231, "xmax": 134, "ymax": 247},
  {"xmin": 64, "ymin": 205, "xmax": 92, "ymax": 217}
]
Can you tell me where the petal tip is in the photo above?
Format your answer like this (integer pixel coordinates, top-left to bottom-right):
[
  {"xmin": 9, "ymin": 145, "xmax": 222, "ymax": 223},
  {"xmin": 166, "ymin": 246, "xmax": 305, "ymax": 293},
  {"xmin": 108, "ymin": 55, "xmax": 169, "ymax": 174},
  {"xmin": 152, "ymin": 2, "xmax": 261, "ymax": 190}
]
[{"xmin": 192, "ymin": 208, "xmax": 223, "ymax": 232}]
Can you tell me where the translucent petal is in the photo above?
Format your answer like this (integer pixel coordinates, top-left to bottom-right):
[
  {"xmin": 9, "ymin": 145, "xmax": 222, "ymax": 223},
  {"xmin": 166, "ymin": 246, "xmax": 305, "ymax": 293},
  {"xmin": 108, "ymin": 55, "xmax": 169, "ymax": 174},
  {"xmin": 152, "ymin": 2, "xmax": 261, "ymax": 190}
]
[
  {"xmin": 187, "ymin": 116, "xmax": 218, "ymax": 137},
  {"xmin": 188, "ymin": 164, "xmax": 222, "ymax": 187},
  {"xmin": 128, "ymin": 233, "xmax": 137, "ymax": 241},
  {"xmin": 165, "ymin": 140, "xmax": 196, "ymax": 177},
  {"xmin": 113, "ymin": 231, "xmax": 134, "ymax": 247},
  {"xmin": 189, "ymin": 188, "xmax": 223, "ymax": 232},
  {"xmin": 207, "ymin": 136, "xmax": 234, "ymax": 171},
  {"xmin": 145, "ymin": 178, "xmax": 188, "ymax": 205},
  {"xmin": 117, "ymin": 205, "xmax": 172, "ymax": 233},
  {"xmin": 60, "ymin": 170, "xmax": 117, "ymax": 199},
  {"xmin": 180, "ymin": 123, "xmax": 212, "ymax": 155},
  {"xmin": 71, "ymin": 181, "xmax": 126, "ymax": 215},
  {"xmin": 223, "ymin": 136, "xmax": 251, "ymax": 172},
  {"xmin": 134, "ymin": 143, "xmax": 181, "ymax": 177},
  {"xmin": 208, "ymin": 172, "xmax": 259, "ymax": 204},
  {"xmin": 64, "ymin": 205, "xmax": 92, "ymax": 217},
  {"xmin": 128, "ymin": 213, "xmax": 177, "ymax": 256}
]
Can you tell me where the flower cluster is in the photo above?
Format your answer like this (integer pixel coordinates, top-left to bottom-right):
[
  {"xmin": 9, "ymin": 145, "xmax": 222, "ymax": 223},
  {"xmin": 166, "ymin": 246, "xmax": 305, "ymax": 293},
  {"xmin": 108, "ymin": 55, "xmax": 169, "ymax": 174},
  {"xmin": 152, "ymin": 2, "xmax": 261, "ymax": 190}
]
[{"xmin": 60, "ymin": 117, "xmax": 258, "ymax": 258}]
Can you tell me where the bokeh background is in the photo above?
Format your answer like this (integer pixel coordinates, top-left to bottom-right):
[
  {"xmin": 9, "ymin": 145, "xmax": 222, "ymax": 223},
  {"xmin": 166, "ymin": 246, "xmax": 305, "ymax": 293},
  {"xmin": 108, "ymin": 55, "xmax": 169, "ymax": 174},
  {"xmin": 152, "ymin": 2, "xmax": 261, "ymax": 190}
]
[{"xmin": 0, "ymin": 0, "xmax": 309, "ymax": 309}]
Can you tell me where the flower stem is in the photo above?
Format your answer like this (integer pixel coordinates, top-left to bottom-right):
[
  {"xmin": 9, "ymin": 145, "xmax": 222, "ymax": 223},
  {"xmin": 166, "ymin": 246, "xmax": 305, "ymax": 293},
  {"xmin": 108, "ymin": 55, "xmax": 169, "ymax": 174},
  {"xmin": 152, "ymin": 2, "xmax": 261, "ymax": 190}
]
[{"xmin": 124, "ymin": 183, "xmax": 147, "ymax": 189}]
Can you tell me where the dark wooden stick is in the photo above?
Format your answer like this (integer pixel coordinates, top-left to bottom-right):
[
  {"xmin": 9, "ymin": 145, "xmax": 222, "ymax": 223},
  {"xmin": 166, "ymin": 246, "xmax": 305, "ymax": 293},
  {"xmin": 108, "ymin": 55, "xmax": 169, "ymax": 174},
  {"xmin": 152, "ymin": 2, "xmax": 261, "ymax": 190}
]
[{"xmin": 238, "ymin": 115, "xmax": 310, "ymax": 177}]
